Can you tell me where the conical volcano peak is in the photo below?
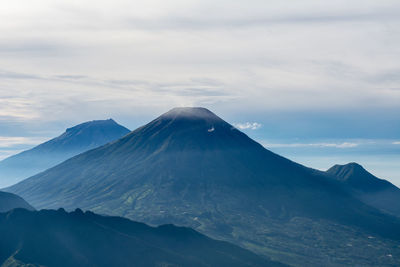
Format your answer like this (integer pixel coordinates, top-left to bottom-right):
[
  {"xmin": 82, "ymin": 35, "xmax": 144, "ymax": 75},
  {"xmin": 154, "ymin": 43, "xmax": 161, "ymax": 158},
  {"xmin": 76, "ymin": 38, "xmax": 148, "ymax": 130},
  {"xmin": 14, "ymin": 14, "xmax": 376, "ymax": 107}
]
[
  {"xmin": 153, "ymin": 107, "xmax": 232, "ymax": 136},
  {"xmin": 119, "ymin": 107, "xmax": 262, "ymax": 154},
  {"xmin": 161, "ymin": 107, "xmax": 222, "ymax": 121}
]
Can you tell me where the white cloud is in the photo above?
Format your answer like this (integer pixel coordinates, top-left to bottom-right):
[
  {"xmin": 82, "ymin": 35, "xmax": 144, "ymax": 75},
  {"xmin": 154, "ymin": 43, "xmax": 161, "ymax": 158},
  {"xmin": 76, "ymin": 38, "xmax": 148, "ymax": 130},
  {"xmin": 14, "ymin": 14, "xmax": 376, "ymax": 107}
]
[
  {"xmin": 263, "ymin": 142, "xmax": 358, "ymax": 148},
  {"xmin": 234, "ymin": 122, "xmax": 262, "ymax": 130},
  {"xmin": 0, "ymin": 0, "xmax": 399, "ymax": 126},
  {"xmin": 393, "ymin": 141, "xmax": 400, "ymax": 145}
]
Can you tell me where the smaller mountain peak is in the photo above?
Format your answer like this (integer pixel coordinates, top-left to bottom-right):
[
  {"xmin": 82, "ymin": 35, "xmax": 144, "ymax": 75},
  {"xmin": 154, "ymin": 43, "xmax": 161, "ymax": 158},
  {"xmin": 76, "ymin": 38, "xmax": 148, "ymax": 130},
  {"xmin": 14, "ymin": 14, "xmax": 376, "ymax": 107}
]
[
  {"xmin": 327, "ymin": 162, "xmax": 392, "ymax": 191},
  {"xmin": 327, "ymin": 162, "xmax": 378, "ymax": 183},
  {"xmin": 330, "ymin": 162, "xmax": 367, "ymax": 174},
  {"xmin": 344, "ymin": 162, "xmax": 363, "ymax": 168},
  {"xmin": 66, "ymin": 119, "xmax": 119, "ymax": 132},
  {"xmin": 38, "ymin": 119, "xmax": 130, "ymax": 153}
]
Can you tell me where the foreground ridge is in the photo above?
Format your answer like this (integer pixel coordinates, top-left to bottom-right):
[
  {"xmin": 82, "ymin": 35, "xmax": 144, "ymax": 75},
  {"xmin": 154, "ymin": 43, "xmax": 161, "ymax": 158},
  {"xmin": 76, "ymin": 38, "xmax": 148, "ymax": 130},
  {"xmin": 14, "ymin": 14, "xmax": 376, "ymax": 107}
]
[{"xmin": 0, "ymin": 208, "xmax": 285, "ymax": 267}]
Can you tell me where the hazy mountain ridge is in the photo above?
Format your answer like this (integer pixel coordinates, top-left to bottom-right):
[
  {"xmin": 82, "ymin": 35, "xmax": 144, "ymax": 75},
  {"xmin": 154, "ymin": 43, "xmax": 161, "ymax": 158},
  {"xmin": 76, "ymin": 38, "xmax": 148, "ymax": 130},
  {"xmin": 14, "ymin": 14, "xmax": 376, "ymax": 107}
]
[
  {"xmin": 0, "ymin": 119, "xmax": 130, "ymax": 188},
  {"xmin": 0, "ymin": 208, "xmax": 285, "ymax": 267},
  {"xmin": 6, "ymin": 107, "xmax": 400, "ymax": 266},
  {"xmin": 0, "ymin": 191, "xmax": 34, "ymax": 213},
  {"xmin": 327, "ymin": 162, "xmax": 400, "ymax": 217}
]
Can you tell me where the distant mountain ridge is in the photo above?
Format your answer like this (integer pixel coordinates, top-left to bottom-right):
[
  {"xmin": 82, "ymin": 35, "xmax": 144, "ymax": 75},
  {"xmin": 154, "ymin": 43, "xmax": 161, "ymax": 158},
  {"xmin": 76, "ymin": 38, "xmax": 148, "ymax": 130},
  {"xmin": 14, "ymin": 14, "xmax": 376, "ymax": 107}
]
[
  {"xmin": 0, "ymin": 208, "xmax": 285, "ymax": 267},
  {"xmin": 44, "ymin": 119, "xmax": 128, "ymax": 151},
  {"xmin": 0, "ymin": 119, "xmax": 130, "ymax": 188},
  {"xmin": 6, "ymin": 107, "xmax": 400, "ymax": 266},
  {"xmin": 327, "ymin": 162, "xmax": 400, "ymax": 217},
  {"xmin": 0, "ymin": 191, "xmax": 33, "ymax": 212}
]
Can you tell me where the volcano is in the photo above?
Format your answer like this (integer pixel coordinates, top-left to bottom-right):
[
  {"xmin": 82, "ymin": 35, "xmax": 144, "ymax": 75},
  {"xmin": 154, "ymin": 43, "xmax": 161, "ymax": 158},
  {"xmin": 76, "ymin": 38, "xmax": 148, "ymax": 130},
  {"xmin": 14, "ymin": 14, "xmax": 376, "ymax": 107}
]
[{"xmin": 6, "ymin": 107, "xmax": 400, "ymax": 266}]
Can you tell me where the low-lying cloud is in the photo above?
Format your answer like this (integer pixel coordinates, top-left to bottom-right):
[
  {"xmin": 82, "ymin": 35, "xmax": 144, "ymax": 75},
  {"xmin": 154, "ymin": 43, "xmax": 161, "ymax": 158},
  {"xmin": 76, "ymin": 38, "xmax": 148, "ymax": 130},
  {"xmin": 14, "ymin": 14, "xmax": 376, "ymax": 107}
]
[
  {"xmin": 234, "ymin": 122, "xmax": 262, "ymax": 130},
  {"xmin": 264, "ymin": 142, "xmax": 358, "ymax": 149},
  {"xmin": 0, "ymin": 136, "xmax": 45, "ymax": 148}
]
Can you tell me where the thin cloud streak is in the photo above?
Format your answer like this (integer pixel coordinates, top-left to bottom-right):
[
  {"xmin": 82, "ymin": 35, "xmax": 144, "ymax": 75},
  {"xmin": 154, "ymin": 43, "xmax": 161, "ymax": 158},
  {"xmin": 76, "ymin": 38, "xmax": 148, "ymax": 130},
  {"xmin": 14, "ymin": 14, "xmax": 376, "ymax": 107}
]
[
  {"xmin": 124, "ymin": 10, "xmax": 400, "ymax": 31},
  {"xmin": 0, "ymin": 136, "xmax": 46, "ymax": 148},
  {"xmin": 263, "ymin": 142, "xmax": 359, "ymax": 149}
]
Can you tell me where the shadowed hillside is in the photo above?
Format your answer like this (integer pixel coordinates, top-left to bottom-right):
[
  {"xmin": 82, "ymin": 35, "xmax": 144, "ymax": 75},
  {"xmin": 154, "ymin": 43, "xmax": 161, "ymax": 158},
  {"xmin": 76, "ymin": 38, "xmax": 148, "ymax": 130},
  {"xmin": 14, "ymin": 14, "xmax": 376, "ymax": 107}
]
[
  {"xmin": 327, "ymin": 162, "xmax": 400, "ymax": 217},
  {"xmin": 0, "ymin": 208, "xmax": 285, "ymax": 267}
]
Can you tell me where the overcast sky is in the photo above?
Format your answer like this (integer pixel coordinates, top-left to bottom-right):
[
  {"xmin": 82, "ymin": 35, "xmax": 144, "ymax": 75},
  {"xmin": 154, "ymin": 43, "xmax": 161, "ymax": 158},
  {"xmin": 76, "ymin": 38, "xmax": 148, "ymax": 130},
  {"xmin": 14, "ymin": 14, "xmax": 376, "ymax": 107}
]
[{"xmin": 1, "ymin": 0, "xmax": 399, "ymax": 183}]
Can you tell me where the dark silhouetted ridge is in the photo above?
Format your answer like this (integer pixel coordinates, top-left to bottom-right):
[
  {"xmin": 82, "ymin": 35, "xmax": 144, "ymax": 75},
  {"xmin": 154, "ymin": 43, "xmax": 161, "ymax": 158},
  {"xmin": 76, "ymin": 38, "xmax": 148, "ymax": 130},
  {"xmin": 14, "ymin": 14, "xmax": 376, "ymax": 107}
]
[{"xmin": 0, "ymin": 208, "xmax": 285, "ymax": 267}]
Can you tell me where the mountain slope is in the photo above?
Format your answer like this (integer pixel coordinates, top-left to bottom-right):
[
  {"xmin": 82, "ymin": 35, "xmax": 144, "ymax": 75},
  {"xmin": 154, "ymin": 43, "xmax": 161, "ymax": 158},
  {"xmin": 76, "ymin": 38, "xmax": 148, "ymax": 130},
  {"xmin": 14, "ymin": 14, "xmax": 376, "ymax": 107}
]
[
  {"xmin": 0, "ymin": 208, "xmax": 284, "ymax": 267},
  {"xmin": 6, "ymin": 107, "xmax": 400, "ymax": 266},
  {"xmin": 327, "ymin": 162, "xmax": 400, "ymax": 217},
  {"xmin": 0, "ymin": 119, "xmax": 130, "ymax": 188},
  {"xmin": 0, "ymin": 191, "xmax": 34, "ymax": 212}
]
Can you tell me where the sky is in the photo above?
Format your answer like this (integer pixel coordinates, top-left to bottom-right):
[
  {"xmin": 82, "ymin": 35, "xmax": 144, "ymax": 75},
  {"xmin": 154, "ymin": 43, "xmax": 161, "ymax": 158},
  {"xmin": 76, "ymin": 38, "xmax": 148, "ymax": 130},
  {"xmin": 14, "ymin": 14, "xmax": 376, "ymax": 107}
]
[{"xmin": 0, "ymin": 1, "xmax": 399, "ymax": 185}]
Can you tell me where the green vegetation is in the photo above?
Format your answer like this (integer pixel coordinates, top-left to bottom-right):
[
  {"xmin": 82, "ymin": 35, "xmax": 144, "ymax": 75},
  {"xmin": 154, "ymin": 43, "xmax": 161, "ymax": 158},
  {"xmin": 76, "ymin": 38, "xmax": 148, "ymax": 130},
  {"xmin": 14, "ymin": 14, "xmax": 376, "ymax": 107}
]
[{"xmin": 0, "ymin": 208, "xmax": 285, "ymax": 267}]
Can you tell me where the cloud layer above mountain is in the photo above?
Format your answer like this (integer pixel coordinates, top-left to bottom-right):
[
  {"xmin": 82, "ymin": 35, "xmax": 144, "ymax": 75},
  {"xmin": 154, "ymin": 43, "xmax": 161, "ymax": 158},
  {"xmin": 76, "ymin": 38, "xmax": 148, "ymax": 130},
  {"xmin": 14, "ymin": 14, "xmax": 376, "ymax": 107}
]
[{"xmin": 1, "ymin": 0, "xmax": 400, "ymax": 124}]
